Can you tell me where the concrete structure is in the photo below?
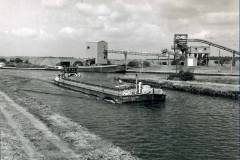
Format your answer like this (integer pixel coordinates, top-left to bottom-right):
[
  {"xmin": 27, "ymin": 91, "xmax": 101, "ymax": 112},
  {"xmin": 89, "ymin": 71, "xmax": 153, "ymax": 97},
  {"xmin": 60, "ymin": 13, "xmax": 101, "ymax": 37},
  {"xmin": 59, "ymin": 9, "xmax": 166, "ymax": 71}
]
[
  {"xmin": 86, "ymin": 41, "xmax": 108, "ymax": 65},
  {"xmin": 188, "ymin": 46, "xmax": 210, "ymax": 66}
]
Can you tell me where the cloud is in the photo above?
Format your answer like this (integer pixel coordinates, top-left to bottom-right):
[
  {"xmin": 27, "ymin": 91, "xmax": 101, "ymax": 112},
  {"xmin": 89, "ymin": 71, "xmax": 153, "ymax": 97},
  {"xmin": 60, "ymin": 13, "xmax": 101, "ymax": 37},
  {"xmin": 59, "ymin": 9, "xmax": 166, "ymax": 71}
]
[
  {"xmin": 75, "ymin": 3, "xmax": 93, "ymax": 13},
  {"xmin": 41, "ymin": 0, "xmax": 67, "ymax": 8},
  {"xmin": 74, "ymin": 1, "xmax": 157, "ymax": 40},
  {"xmin": 0, "ymin": 30, "xmax": 9, "ymax": 35},
  {"xmin": 76, "ymin": 3, "xmax": 111, "ymax": 17},
  {"xmin": 10, "ymin": 28, "xmax": 54, "ymax": 40},
  {"xmin": 58, "ymin": 26, "xmax": 86, "ymax": 39},
  {"xmin": 39, "ymin": 29, "xmax": 55, "ymax": 40},
  {"xmin": 109, "ymin": 0, "xmax": 154, "ymax": 23},
  {"xmin": 192, "ymin": 30, "xmax": 210, "ymax": 39},
  {"xmin": 59, "ymin": 26, "xmax": 77, "ymax": 34},
  {"xmin": 0, "ymin": 0, "xmax": 238, "ymax": 57},
  {"xmin": 11, "ymin": 28, "xmax": 38, "ymax": 38},
  {"xmin": 201, "ymin": 12, "xmax": 238, "ymax": 25},
  {"xmin": 97, "ymin": 4, "xmax": 111, "ymax": 16}
]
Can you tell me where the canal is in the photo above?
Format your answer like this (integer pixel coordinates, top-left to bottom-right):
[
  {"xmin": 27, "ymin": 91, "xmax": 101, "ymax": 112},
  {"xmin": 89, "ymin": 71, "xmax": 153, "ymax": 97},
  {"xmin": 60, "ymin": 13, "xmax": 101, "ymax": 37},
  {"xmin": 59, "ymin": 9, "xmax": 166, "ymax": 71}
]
[{"xmin": 0, "ymin": 70, "xmax": 239, "ymax": 160}]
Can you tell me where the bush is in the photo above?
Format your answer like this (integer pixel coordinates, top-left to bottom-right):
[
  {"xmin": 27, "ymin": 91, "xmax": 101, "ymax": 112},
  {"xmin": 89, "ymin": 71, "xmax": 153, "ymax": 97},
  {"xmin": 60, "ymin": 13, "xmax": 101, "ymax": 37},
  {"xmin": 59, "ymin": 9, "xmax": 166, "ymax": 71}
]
[
  {"xmin": 171, "ymin": 60, "xmax": 176, "ymax": 65},
  {"xmin": 167, "ymin": 70, "xmax": 194, "ymax": 81},
  {"xmin": 107, "ymin": 60, "xmax": 112, "ymax": 65},
  {"xmin": 127, "ymin": 60, "xmax": 151, "ymax": 68},
  {"xmin": 15, "ymin": 58, "xmax": 23, "ymax": 63},
  {"xmin": 171, "ymin": 59, "xmax": 180, "ymax": 65},
  {"xmin": 0, "ymin": 58, "xmax": 7, "ymax": 62},
  {"xmin": 162, "ymin": 62, "xmax": 167, "ymax": 65},
  {"xmin": 143, "ymin": 61, "xmax": 150, "ymax": 67},
  {"xmin": 179, "ymin": 70, "xmax": 194, "ymax": 81},
  {"xmin": 24, "ymin": 59, "xmax": 30, "ymax": 64},
  {"xmin": 73, "ymin": 61, "xmax": 84, "ymax": 67},
  {"xmin": 180, "ymin": 61, "xmax": 185, "ymax": 66},
  {"xmin": 167, "ymin": 73, "xmax": 178, "ymax": 80},
  {"xmin": 9, "ymin": 58, "xmax": 14, "ymax": 62},
  {"xmin": 127, "ymin": 60, "xmax": 139, "ymax": 68}
]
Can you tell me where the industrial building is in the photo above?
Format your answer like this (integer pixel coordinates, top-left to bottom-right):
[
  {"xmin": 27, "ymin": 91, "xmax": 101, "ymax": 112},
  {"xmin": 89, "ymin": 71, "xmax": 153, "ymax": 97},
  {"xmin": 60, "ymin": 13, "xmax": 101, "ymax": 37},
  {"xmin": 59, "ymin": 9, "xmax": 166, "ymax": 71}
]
[{"xmin": 86, "ymin": 41, "xmax": 108, "ymax": 65}]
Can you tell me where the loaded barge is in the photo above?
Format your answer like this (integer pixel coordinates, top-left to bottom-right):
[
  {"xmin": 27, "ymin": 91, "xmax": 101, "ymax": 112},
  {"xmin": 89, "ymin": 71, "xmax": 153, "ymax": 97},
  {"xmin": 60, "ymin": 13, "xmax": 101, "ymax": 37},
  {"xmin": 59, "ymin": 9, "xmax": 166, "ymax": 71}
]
[{"xmin": 53, "ymin": 71, "xmax": 166, "ymax": 104}]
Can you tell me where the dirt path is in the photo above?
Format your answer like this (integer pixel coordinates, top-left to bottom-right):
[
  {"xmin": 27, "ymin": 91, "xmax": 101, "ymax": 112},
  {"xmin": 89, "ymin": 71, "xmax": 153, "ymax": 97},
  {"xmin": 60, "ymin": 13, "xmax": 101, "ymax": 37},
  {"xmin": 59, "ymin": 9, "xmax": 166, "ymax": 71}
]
[{"xmin": 0, "ymin": 91, "xmax": 82, "ymax": 160}]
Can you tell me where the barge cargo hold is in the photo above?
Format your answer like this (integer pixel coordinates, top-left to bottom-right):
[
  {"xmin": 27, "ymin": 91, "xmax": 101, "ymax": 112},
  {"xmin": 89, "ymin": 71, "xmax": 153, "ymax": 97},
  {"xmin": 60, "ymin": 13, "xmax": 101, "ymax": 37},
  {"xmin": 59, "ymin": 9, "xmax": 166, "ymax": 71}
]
[{"xmin": 53, "ymin": 77, "xmax": 166, "ymax": 104}]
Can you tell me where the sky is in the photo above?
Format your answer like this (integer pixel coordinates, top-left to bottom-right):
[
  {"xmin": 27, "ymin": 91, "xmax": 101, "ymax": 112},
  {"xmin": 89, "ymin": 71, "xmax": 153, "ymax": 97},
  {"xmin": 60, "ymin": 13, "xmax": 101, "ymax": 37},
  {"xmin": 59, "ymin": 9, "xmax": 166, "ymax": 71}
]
[{"xmin": 0, "ymin": 0, "xmax": 239, "ymax": 58}]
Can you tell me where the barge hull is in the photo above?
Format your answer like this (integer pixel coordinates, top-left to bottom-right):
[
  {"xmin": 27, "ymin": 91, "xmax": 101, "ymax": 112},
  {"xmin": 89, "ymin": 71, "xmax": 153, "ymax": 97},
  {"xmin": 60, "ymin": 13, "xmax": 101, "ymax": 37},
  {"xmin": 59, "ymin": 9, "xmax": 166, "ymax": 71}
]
[{"xmin": 121, "ymin": 94, "xmax": 166, "ymax": 104}]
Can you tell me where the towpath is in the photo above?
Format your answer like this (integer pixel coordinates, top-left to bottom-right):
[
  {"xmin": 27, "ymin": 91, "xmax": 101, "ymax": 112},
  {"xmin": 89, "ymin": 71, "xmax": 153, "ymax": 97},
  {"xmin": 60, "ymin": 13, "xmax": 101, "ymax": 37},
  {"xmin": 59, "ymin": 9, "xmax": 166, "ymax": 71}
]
[{"xmin": 0, "ymin": 90, "xmax": 82, "ymax": 160}]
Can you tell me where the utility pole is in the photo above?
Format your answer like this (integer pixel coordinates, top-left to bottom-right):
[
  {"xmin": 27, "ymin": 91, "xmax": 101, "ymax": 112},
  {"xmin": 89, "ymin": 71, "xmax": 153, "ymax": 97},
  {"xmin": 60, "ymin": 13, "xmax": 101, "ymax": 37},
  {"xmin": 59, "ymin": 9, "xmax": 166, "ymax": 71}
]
[
  {"xmin": 230, "ymin": 51, "xmax": 235, "ymax": 73},
  {"xmin": 168, "ymin": 51, "xmax": 170, "ymax": 66},
  {"xmin": 232, "ymin": 52, "xmax": 235, "ymax": 66},
  {"xmin": 175, "ymin": 53, "xmax": 178, "ymax": 74},
  {"xmin": 218, "ymin": 49, "xmax": 221, "ymax": 72},
  {"xmin": 135, "ymin": 74, "xmax": 138, "ymax": 93},
  {"xmin": 123, "ymin": 51, "xmax": 127, "ymax": 71}
]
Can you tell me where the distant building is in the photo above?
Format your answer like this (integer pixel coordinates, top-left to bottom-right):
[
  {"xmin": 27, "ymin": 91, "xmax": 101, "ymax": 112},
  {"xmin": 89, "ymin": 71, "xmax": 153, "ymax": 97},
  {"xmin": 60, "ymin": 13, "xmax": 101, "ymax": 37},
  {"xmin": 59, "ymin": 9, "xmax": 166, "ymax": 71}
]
[{"xmin": 86, "ymin": 41, "xmax": 108, "ymax": 65}]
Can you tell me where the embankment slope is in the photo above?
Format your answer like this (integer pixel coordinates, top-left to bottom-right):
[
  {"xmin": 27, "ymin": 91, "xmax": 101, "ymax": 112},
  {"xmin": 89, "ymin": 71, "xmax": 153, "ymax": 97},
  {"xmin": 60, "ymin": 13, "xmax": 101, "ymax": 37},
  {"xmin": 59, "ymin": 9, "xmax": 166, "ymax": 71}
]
[{"xmin": 0, "ymin": 84, "xmax": 138, "ymax": 160}]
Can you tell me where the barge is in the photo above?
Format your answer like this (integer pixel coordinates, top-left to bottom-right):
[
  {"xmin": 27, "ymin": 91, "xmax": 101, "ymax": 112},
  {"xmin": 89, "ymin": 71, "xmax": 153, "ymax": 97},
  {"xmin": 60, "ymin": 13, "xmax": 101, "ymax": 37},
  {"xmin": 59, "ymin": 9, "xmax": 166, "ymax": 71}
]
[{"xmin": 53, "ymin": 74, "xmax": 166, "ymax": 104}]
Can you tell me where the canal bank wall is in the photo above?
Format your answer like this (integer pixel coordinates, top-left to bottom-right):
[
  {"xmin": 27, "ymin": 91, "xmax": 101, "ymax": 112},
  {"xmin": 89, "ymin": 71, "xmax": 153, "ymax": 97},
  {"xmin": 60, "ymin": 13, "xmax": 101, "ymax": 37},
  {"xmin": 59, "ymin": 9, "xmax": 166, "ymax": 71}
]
[
  {"xmin": 121, "ymin": 78, "xmax": 239, "ymax": 99},
  {"xmin": 126, "ymin": 70, "xmax": 240, "ymax": 77}
]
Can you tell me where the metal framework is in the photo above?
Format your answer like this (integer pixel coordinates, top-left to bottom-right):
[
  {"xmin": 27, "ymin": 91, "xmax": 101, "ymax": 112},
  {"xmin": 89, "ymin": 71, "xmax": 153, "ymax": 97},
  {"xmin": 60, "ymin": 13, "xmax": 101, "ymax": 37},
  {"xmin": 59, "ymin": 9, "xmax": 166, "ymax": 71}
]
[
  {"xmin": 107, "ymin": 49, "xmax": 173, "ymax": 67},
  {"xmin": 107, "ymin": 49, "xmax": 167, "ymax": 57}
]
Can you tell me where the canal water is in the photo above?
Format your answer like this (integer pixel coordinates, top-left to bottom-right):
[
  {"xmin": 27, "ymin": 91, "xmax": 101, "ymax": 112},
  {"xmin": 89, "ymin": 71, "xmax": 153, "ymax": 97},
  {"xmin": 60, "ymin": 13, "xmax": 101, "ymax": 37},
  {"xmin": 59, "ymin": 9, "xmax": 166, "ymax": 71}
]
[{"xmin": 0, "ymin": 70, "xmax": 239, "ymax": 160}]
